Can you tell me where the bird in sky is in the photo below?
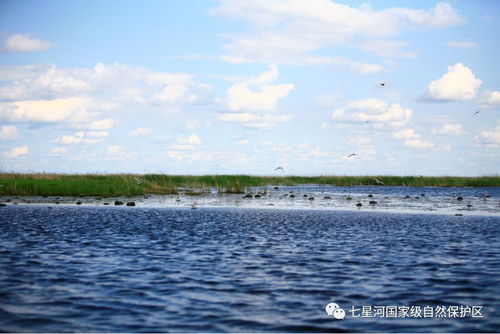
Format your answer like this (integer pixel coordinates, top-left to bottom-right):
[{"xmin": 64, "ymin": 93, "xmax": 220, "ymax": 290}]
[
  {"xmin": 474, "ymin": 110, "xmax": 480, "ymax": 115},
  {"xmin": 275, "ymin": 166, "xmax": 284, "ymax": 174},
  {"xmin": 347, "ymin": 153, "xmax": 357, "ymax": 158},
  {"xmin": 378, "ymin": 81, "xmax": 386, "ymax": 87}
]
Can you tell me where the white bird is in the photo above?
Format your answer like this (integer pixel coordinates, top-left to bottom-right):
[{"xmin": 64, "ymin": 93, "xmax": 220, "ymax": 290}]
[
  {"xmin": 275, "ymin": 167, "xmax": 284, "ymax": 174},
  {"xmin": 133, "ymin": 176, "xmax": 143, "ymax": 184},
  {"xmin": 374, "ymin": 178, "xmax": 384, "ymax": 185}
]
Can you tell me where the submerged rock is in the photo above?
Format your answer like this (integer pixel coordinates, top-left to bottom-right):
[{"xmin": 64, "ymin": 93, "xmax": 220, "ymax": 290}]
[
  {"xmin": 457, "ymin": 196, "xmax": 464, "ymax": 201},
  {"xmin": 346, "ymin": 196, "xmax": 352, "ymax": 200},
  {"xmin": 76, "ymin": 201, "xmax": 82, "ymax": 205},
  {"xmin": 0, "ymin": 203, "xmax": 6, "ymax": 207},
  {"xmin": 356, "ymin": 202, "xmax": 363, "ymax": 207},
  {"xmin": 114, "ymin": 200, "xmax": 124, "ymax": 206},
  {"xmin": 368, "ymin": 194, "xmax": 374, "ymax": 198},
  {"xmin": 308, "ymin": 197, "xmax": 314, "ymax": 201},
  {"xmin": 324, "ymin": 196, "xmax": 332, "ymax": 199},
  {"xmin": 103, "ymin": 202, "xmax": 109, "ymax": 205},
  {"xmin": 455, "ymin": 213, "xmax": 463, "ymax": 216},
  {"xmin": 243, "ymin": 194, "xmax": 253, "ymax": 198},
  {"xmin": 289, "ymin": 194, "xmax": 295, "ymax": 198},
  {"xmin": 126, "ymin": 202, "xmax": 135, "ymax": 207},
  {"xmin": 369, "ymin": 200, "xmax": 377, "ymax": 204},
  {"xmin": 254, "ymin": 194, "xmax": 261, "ymax": 198}
]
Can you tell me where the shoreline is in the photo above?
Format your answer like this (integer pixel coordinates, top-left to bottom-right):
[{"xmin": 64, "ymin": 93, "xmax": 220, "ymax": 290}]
[{"xmin": 2, "ymin": 186, "xmax": 499, "ymax": 217}]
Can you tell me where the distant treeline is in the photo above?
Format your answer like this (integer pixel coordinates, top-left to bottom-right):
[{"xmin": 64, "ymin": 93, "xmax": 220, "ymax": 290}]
[{"xmin": 0, "ymin": 173, "xmax": 498, "ymax": 197}]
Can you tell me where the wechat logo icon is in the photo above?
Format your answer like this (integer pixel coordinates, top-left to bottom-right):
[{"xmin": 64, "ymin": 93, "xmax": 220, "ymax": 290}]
[{"xmin": 325, "ymin": 302, "xmax": 345, "ymax": 320}]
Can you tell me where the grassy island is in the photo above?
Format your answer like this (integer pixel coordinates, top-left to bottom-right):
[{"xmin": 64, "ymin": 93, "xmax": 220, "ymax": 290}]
[{"xmin": 0, "ymin": 173, "xmax": 498, "ymax": 197}]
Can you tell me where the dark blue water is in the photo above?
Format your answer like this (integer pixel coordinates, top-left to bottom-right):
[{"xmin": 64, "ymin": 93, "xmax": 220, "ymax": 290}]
[{"xmin": 0, "ymin": 206, "xmax": 499, "ymax": 332}]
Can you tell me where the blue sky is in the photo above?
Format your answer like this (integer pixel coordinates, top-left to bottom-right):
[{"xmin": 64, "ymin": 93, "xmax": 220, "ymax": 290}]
[{"xmin": 0, "ymin": 0, "xmax": 499, "ymax": 176}]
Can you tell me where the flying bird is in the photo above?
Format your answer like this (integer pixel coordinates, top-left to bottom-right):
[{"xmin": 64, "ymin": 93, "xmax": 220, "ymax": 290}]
[
  {"xmin": 377, "ymin": 81, "xmax": 386, "ymax": 87},
  {"xmin": 474, "ymin": 110, "xmax": 480, "ymax": 115},
  {"xmin": 133, "ymin": 176, "xmax": 143, "ymax": 184},
  {"xmin": 347, "ymin": 153, "xmax": 357, "ymax": 158},
  {"xmin": 275, "ymin": 166, "xmax": 284, "ymax": 174},
  {"xmin": 374, "ymin": 178, "xmax": 384, "ymax": 185}
]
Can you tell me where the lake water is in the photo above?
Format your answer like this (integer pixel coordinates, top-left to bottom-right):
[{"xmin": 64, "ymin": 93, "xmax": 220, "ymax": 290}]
[{"xmin": 0, "ymin": 187, "xmax": 499, "ymax": 332}]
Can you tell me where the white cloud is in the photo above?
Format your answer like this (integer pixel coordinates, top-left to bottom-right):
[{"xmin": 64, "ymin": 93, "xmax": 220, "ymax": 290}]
[
  {"xmin": 446, "ymin": 41, "xmax": 477, "ymax": 48},
  {"xmin": 393, "ymin": 128, "xmax": 420, "ymax": 139},
  {"xmin": 218, "ymin": 112, "xmax": 291, "ymax": 128},
  {"xmin": 223, "ymin": 65, "xmax": 294, "ymax": 112},
  {"xmin": 0, "ymin": 97, "xmax": 90, "ymax": 123},
  {"xmin": 432, "ymin": 123, "xmax": 465, "ymax": 136},
  {"xmin": 479, "ymin": 90, "xmax": 500, "ymax": 110},
  {"xmin": 404, "ymin": 139, "xmax": 435, "ymax": 149},
  {"xmin": 426, "ymin": 63, "xmax": 482, "ymax": 101},
  {"xmin": 81, "ymin": 118, "xmax": 116, "ymax": 130},
  {"xmin": 0, "ymin": 125, "xmax": 21, "ymax": 140},
  {"xmin": 476, "ymin": 122, "xmax": 500, "ymax": 147},
  {"xmin": 52, "ymin": 132, "xmax": 103, "ymax": 145},
  {"xmin": 210, "ymin": 1, "xmax": 462, "ymax": 65},
  {"xmin": 85, "ymin": 131, "xmax": 109, "ymax": 138},
  {"xmin": 4, "ymin": 34, "xmax": 50, "ymax": 52},
  {"xmin": 393, "ymin": 128, "xmax": 435, "ymax": 149},
  {"xmin": 128, "ymin": 127, "xmax": 152, "ymax": 137},
  {"xmin": 331, "ymin": 98, "xmax": 412, "ymax": 127},
  {"xmin": 0, "ymin": 63, "xmax": 206, "ymax": 103},
  {"xmin": 172, "ymin": 134, "xmax": 202, "ymax": 150},
  {"xmin": 107, "ymin": 145, "xmax": 133, "ymax": 160},
  {"xmin": 4, "ymin": 144, "xmax": 29, "ymax": 158}
]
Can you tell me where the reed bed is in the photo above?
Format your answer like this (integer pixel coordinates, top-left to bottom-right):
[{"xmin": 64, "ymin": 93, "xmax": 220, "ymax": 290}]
[{"xmin": 0, "ymin": 173, "xmax": 498, "ymax": 197}]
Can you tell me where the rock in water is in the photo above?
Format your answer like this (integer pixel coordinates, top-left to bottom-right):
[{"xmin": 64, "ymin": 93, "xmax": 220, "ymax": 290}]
[
  {"xmin": 114, "ymin": 201, "xmax": 124, "ymax": 206},
  {"xmin": 126, "ymin": 202, "xmax": 135, "ymax": 207}
]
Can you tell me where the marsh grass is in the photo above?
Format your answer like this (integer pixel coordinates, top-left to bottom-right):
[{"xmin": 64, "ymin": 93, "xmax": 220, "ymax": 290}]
[{"xmin": 0, "ymin": 173, "xmax": 498, "ymax": 197}]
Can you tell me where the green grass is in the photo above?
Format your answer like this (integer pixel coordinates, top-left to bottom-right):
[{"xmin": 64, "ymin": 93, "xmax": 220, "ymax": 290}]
[{"xmin": 0, "ymin": 173, "xmax": 498, "ymax": 197}]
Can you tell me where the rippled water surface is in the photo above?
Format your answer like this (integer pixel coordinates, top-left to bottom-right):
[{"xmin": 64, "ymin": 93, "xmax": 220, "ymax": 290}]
[{"xmin": 0, "ymin": 205, "xmax": 499, "ymax": 332}]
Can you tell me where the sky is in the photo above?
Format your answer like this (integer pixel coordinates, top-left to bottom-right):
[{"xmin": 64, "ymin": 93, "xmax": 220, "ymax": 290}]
[{"xmin": 0, "ymin": 0, "xmax": 499, "ymax": 176}]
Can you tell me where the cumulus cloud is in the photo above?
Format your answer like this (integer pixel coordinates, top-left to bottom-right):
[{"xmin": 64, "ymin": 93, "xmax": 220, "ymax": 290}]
[
  {"xmin": 128, "ymin": 127, "xmax": 153, "ymax": 137},
  {"xmin": 393, "ymin": 128, "xmax": 435, "ymax": 148},
  {"xmin": 218, "ymin": 112, "xmax": 291, "ymax": 128},
  {"xmin": 476, "ymin": 122, "xmax": 500, "ymax": 147},
  {"xmin": 223, "ymin": 65, "xmax": 294, "ymax": 112},
  {"xmin": 0, "ymin": 125, "xmax": 21, "ymax": 140},
  {"xmin": 0, "ymin": 97, "xmax": 90, "ymax": 123},
  {"xmin": 4, "ymin": 145, "xmax": 29, "ymax": 158},
  {"xmin": 0, "ymin": 63, "xmax": 212, "ymax": 136},
  {"xmin": 393, "ymin": 128, "xmax": 420, "ymax": 139},
  {"xmin": 426, "ymin": 63, "xmax": 482, "ymax": 101},
  {"xmin": 404, "ymin": 139, "xmax": 435, "ymax": 149},
  {"xmin": 210, "ymin": 1, "xmax": 463, "ymax": 66},
  {"xmin": 107, "ymin": 145, "xmax": 133, "ymax": 160},
  {"xmin": 52, "ymin": 131, "xmax": 104, "ymax": 145},
  {"xmin": 479, "ymin": 90, "xmax": 500, "ymax": 110},
  {"xmin": 218, "ymin": 65, "xmax": 293, "ymax": 128},
  {"xmin": 4, "ymin": 34, "xmax": 50, "ymax": 52},
  {"xmin": 331, "ymin": 98, "xmax": 412, "ymax": 127},
  {"xmin": 432, "ymin": 123, "xmax": 465, "ymax": 136},
  {"xmin": 172, "ymin": 134, "xmax": 202, "ymax": 150}
]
